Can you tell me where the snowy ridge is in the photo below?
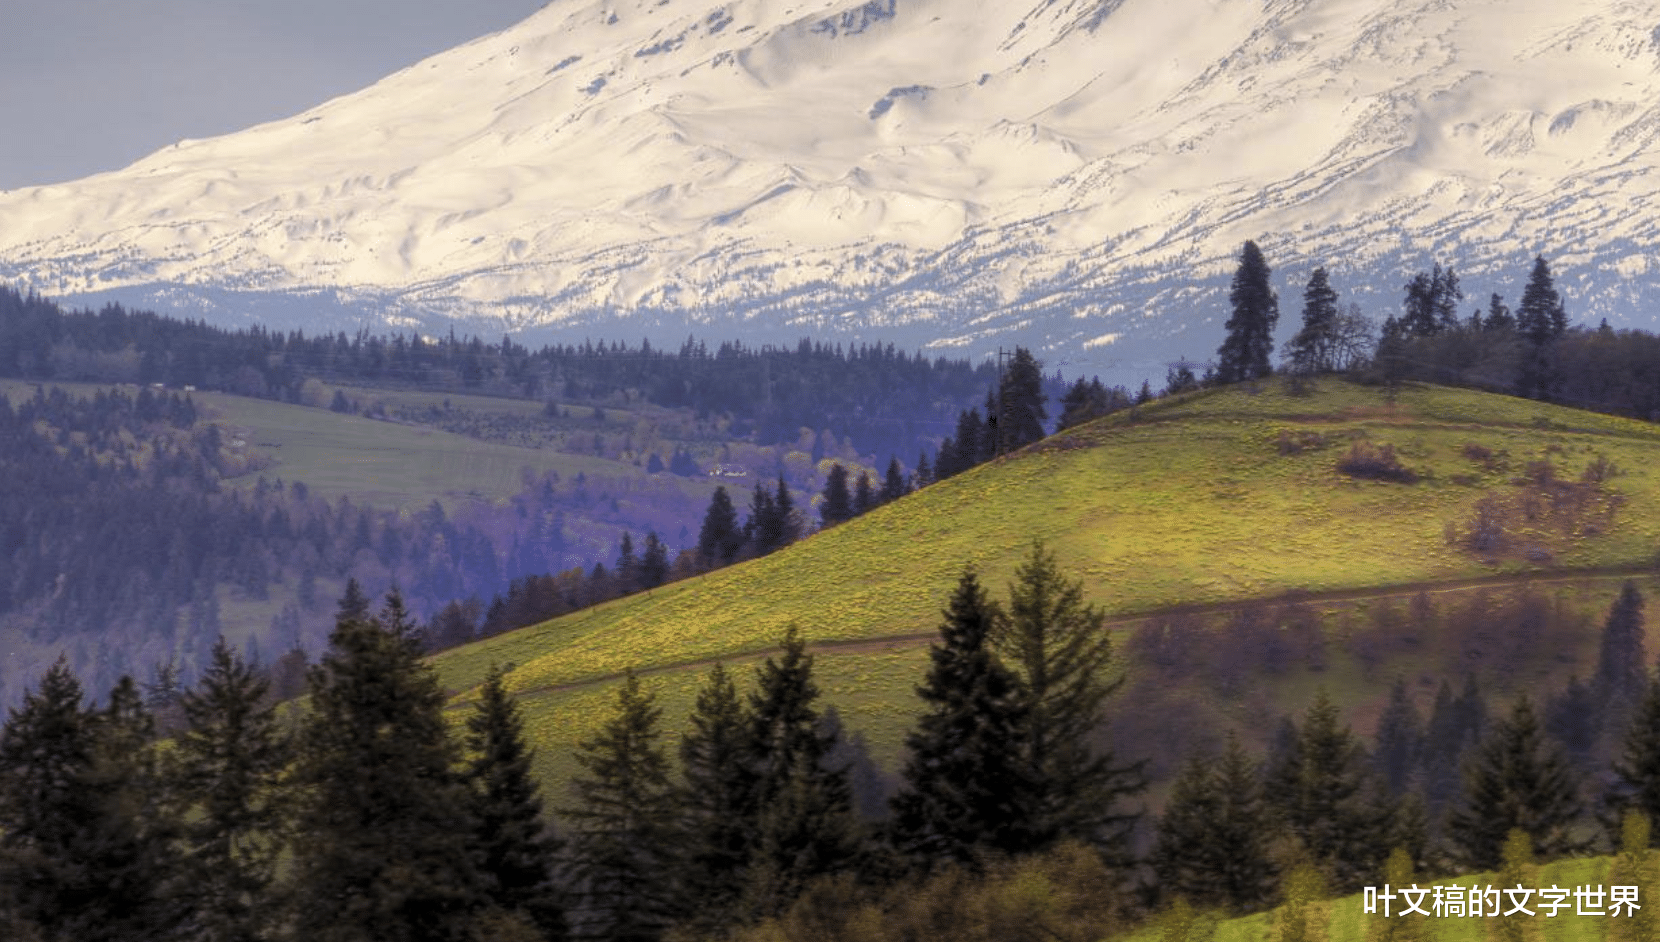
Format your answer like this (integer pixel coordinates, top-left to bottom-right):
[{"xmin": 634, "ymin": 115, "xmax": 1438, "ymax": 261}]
[{"xmin": 2, "ymin": 0, "xmax": 1660, "ymax": 376}]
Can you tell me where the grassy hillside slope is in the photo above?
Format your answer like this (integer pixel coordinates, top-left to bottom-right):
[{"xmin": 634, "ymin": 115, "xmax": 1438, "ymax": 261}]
[{"xmin": 432, "ymin": 379, "xmax": 1660, "ymax": 791}]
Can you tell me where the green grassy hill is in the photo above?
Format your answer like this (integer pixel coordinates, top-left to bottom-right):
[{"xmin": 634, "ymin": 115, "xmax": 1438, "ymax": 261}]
[{"xmin": 431, "ymin": 379, "xmax": 1660, "ymax": 794}]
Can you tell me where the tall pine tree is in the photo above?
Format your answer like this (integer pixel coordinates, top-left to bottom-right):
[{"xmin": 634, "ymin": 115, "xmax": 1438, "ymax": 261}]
[
  {"xmin": 1372, "ymin": 678, "xmax": 1425, "ymax": 798},
  {"xmin": 1605, "ymin": 669, "xmax": 1660, "ymax": 847},
  {"xmin": 1597, "ymin": 582, "xmax": 1648, "ymax": 709},
  {"xmin": 852, "ymin": 471, "xmax": 876, "ymax": 517},
  {"xmin": 1516, "ymin": 256, "xmax": 1568, "ymax": 346},
  {"xmin": 889, "ymin": 567, "xmax": 1034, "ymax": 867},
  {"xmin": 564, "ymin": 672, "xmax": 679, "ymax": 942},
  {"xmin": 880, "ymin": 457, "xmax": 909, "ymax": 505},
  {"xmin": 172, "ymin": 636, "xmax": 292, "ymax": 942},
  {"xmin": 1265, "ymin": 690, "xmax": 1393, "ymax": 893},
  {"xmin": 743, "ymin": 627, "xmax": 859, "ymax": 918},
  {"xmin": 996, "ymin": 541, "xmax": 1145, "ymax": 863},
  {"xmin": 1152, "ymin": 735, "xmax": 1277, "ymax": 915},
  {"xmin": 1284, "ymin": 267, "xmax": 1340, "ymax": 375},
  {"xmin": 464, "ymin": 665, "xmax": 567, "ymax": 941},
  {"xmin": 697, "ymin": 485, "xmax": 743, "ymax": 566},
  {"xmin": 996, "ymin": 346, "xmax": 1048, "ymax": 452},
  {"xmin": 820, "ymin": 464, "xmax": 854, "ymax": 527},
  {"xmin": 1216, "ymin": 240, "xmax": 1280, "ymax": 383},
  {"xmin": 674, "ymin": 663, "xmax": 756, "ymax": 935},
  {"xmin": 1448, "ymin": 694, "xmax": 1586, "ymax": 872},
  {"xmin": 289, "ymin": 592, "xmax": 485, "ymax": 942},
  {"xmin": 1515, "ymin": 256, "xmax": 1567, "ymax": 399}
]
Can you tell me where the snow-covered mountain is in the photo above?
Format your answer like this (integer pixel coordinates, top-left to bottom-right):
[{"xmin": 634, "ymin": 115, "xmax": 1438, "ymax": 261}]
[{"xmin": 4, "ymin": 0, "xmax": 1660, "ymax": 380}]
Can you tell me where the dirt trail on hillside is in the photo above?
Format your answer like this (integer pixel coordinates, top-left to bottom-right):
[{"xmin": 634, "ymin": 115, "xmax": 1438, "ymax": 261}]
[{"xmin": 473, "ymin": 564, "xmax": 1658, "ymax": 705}]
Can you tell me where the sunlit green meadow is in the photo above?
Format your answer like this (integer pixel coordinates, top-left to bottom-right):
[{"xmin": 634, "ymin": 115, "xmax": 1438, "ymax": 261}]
[{"xmin": 431, "ymin": 379, "xmax": 1660, "ymax": 798}]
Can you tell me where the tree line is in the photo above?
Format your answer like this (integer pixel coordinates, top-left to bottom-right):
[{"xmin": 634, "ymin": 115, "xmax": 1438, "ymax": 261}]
[
  {"xmin": 9, "ymin": 551, "xmax": 1660, "ymax": 940},
  {"xmin": 0, "ymin": 286, "xmax": 1003, "ymax": 462},
  {"xmin": 1208, "ymin": 241, "xmax": 1660, "ymax": 423},
  {"xmin": 0, "ymin": 543, "xmax": 1144, "ymax": 941}
]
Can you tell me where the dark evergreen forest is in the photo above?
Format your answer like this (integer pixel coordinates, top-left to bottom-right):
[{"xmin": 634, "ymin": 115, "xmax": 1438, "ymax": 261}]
[{"xmin": 6, "ymin": 558, "xmax": 1660, "ymax": 942}]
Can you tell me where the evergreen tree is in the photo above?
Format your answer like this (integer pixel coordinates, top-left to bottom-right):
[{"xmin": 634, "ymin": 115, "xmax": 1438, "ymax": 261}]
[
  {"xmin": 1152, "ymin": 736, "xmax": 1276, "ymax": 915},
  {"xmin": 1399, "ymin": 271, "xmax": 1436, "ymax": 337},
  {"xmin": 464, "ymin": 665, "xmax": 567, "ymax": 941},
  {"xmin": 817, "ymin": 706, "xmax": 887, "ymax": 822},
  {"xmin": 1484, "ymin": 293, "xmax": 1514, "ymax": 332},
  {"xmin": 1165, "ymin": 364, "xmax": 1200, "ymax": 396},
  {"xmin": 289, "ymin": 593, "xmax": 485, "ymax": 942},
  {"xmin": 1059, "ymin": 378, "xmax": 1099, "ymax": 430},
  {"xmin": 616, "ymin": 532, "xmax": 638, "ymax": 592},
  {"xmin": 1284, "ymin": 267, "xmax": 1339, "ymax": 375},
  {"xmin": 674, "ymin": 664, "xmax": 756, "ymax": 935},
  {"xmin": 0, "ymin": 660, "xmax": 184, "ymax": 941},
  {"xmin": 1515, "ymin": 256, "xmax": 1567, "ymax": 399},
  {"xmin": 890, "ymin": 567, "xmax": 1034, "ymax": 867},
  {"xmin": 744, "ymin": 627, "xmax": 858, "ymax": 917},
  {"xmin": 639, "ymin": 532, "xmax": 669, "ymax": 590},
  {"xmin": 743, "ymin": 482, "xmax": 778, "ymax": 556},
  {"xmin": 1397, "ymin": 265, "xmax": 1461, "ymax": 339},
  {"xmin": 1421, "ymin": 676, "xmax": 1488, "ymax": 816},
  {"xmin": 1432, "ymin": 265, "xmax": 1463, "ymax": 334},
  {"xmin": 1448, "ymin": 694, "xmax": 1586, "ymax": 872},
  {"xmin": 933, "ymin": 435, "xmax": 959, "ymax": 480},
  {"xmin": 943, "ymin": 408, "xmax": 985, "ymax": 477},
  {"xmin": 1153, "ymin": 751, "xmax": 1223, "ymax": 906},
  {"xmin": 564, "ymin": 672, "xmax": 678, "ymax": 942},
  {"xmin": 820, "ymin": 463, "xmax": 854, "ymax": 527},
  {"xmin": 773, "ymin": 475, "xmax": 800, "ymax": 546},
  {"xmin": 337, "ymin": 576, "xmax": 371, "ymax": 621},
  {"xmin": 1216, "ymin": 240, "xmax": 1280, "ymax": 383},
  {"xmin": 745, "ymin": 476, "xmax": 799, "ymax": 556},
  {"xmin": 995, "ymin": 541, "xmax": 1145, "ymax": 862},
  {"xmin": 697, "ymin": 486, "xmax": 743, "ymax": 565},
  {"xmin": 852, "ymin": 471, "xmax": 876, "ymax": 517},
  {"xmin": 1606, "ymin": 673, "xmax": 1660, "ymax": 846},
  {"xmin": 172, "ymin": 636, "xmax": 292, "ymax": 942},
  {"xmin": 913, "ymin": 450, "xmax": 933, "ymax": 489},
  {"xmin": 1266, "ymin": 690, "xmax": 1393, "ymax": 893},
  {"xmin": 1373, "ymin": 678, "xmax": 1424, "ymax": 797},
  {"xmin": 1375, "ymin": 315, "xmax": 1409, "ymax": 389},
  {"xmin": 880, "ymin": 457, "xmax": 909, "ymax": 505},
  {"xmin": 1597, "ymin": 582, "xmax": 1647, "ymax": 709},
  {"xmin": 997, "ymin": 347, "xmax": 1048, "ymax": 452},
  {"xmin": 1516, "ymin": 256, "xmax": 1568, "ymax": 346}
]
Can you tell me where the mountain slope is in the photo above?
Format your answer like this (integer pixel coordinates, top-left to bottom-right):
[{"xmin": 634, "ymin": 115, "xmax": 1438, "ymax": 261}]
[
  {"xmin": 4, "ymin": 0, "xmax": 1660, "ymax": 375},
  {"xmin": 430, "ymin": 379, "xmax": 1660, "ymax": 789}
]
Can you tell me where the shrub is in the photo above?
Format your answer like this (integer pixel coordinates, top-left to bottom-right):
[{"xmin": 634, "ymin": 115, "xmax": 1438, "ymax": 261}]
[
  {"xmin": 1275, "ymin": 430, "xmax": 1328, "ymax": 455},
  {"xmin": 1337, "ymin": 442, "xmax": 1418, "ymax": 483}
]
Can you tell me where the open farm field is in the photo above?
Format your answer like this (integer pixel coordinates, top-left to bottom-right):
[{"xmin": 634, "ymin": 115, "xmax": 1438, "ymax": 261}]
[{"xmin": 0, "ymin": 377, "xmax": 667, "ymax": 514}]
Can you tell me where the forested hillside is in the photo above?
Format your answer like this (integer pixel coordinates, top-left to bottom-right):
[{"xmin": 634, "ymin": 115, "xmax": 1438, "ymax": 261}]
[{"xmin": 0, "ymin": 285, "xmax": 1011, "ymax": 460}]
